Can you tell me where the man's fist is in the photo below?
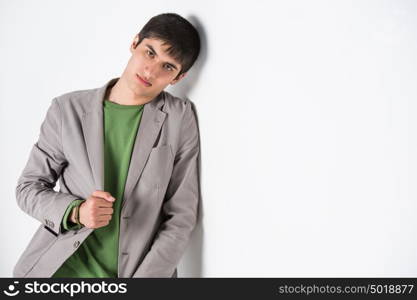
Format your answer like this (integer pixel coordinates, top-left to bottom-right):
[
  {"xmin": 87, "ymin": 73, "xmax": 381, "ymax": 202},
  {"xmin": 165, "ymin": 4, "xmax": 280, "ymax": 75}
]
[{"xmin": 74, "ymin": 190, "xmax": 115, "ymax": 229}]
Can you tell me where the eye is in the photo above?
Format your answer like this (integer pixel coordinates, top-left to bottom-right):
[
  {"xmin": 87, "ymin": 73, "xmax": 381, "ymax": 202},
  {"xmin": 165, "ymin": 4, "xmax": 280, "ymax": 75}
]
[
  {"xmin": 164, "ymin": 64, "xmax": 173, "ymax": 71},
  {"xmin": 146, "ymin": 50, "xmax": 154, "ymax": 57}
]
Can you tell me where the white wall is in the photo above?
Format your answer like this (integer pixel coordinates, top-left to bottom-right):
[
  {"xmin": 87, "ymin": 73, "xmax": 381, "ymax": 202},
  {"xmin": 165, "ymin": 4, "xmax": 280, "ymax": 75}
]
[{"xmin": 1, "ymin": 0, "xmax": 417, "ymax": 277}]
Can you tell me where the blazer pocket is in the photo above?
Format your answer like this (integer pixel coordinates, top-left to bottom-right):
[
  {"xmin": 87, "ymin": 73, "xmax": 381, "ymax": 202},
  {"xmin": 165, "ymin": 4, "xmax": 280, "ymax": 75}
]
[{"xmin": 140, "ymin": 144, "xmax": 173, "ymax": 188}]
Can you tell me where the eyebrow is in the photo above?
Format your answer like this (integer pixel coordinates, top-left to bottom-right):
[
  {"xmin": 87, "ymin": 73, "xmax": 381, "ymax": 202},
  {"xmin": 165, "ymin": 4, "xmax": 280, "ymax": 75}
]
[{"xmin": 146, "ymin": 44, "xmax": 179, "ymax": 70}]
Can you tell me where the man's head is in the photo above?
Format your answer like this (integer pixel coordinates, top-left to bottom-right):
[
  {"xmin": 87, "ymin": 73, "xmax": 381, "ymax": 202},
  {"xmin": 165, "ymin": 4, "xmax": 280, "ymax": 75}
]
[{"xmin": 121, "ymin": 13, "xmax": 200, "ymax": 100}]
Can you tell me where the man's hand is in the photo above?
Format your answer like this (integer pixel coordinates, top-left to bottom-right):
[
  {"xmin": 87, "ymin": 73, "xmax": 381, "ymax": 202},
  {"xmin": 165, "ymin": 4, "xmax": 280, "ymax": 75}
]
[{"xmin": 73, "ymin": 190, "xmax": 115, "ymax": 229}]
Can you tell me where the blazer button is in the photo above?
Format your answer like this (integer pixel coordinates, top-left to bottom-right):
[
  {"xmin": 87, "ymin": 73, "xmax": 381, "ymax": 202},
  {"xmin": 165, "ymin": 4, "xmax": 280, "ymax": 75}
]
[{"xmin": 73, "ymin": 241, "xmax": 80, "ymax": 248}]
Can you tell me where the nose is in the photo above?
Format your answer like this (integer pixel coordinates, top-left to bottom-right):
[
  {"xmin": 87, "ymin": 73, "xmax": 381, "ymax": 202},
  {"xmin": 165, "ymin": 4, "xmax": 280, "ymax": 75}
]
[{"xmin": 143, "ymin": 61, "xmax": 157, "ymax": 81}]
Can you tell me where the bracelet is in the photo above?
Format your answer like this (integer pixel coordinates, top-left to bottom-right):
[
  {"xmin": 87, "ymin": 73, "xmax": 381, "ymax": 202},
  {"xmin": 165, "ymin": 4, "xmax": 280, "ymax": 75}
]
[{"xmin": 74, "ymin": 204, "xmax": 81, "ymax": 226}]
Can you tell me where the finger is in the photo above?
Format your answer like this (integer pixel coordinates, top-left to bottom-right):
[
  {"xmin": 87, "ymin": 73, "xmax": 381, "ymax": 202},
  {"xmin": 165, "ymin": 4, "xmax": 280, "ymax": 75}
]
[
  {"xmin": 92, "ymin": 197, "xmax": 114, "ymax": 207},
  {"xmin": 92, "ymin": 190, "xmax": 115, "ymax": 202},
  {"xmin": 98, "ymin": 207, "xmax": 114, "ymax": 215},
  {"xmin": 95, "ymin": 220, "xmax": 110, "ymax": 228},
  {"xmin": 97, "ymin": 215, "xmax": 112, "ymax": 222}
]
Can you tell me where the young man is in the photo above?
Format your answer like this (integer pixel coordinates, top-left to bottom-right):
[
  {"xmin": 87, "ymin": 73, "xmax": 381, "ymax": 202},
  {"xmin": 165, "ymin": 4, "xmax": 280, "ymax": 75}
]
[{"xmin": 13, "ymin": 13, "xmax": 201, "ymax": 278}]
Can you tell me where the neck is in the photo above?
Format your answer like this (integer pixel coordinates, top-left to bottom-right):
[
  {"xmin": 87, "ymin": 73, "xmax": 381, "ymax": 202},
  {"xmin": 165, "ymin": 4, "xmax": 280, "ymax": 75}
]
[{"xmin": 107, "ymin": 75, "xmax": 156, "ymax": 106}]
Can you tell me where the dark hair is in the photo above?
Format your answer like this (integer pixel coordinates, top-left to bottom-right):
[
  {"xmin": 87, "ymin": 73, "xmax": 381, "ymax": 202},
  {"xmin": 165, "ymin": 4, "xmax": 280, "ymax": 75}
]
[{"xmin": 137, "ymin": 13, "xmax": 200, "ymax": 78}]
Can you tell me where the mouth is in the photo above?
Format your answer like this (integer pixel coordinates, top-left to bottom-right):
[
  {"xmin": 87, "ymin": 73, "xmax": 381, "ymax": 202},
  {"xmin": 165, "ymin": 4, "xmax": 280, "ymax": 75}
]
[{"xmin": 136, "ymin": 74, "xmax": 152, "ymax": 87}]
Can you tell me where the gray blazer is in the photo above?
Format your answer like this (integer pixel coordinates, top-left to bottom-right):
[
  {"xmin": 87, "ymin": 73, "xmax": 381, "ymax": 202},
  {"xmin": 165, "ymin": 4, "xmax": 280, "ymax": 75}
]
[{"xmin": 13, "ymin": 77, "xmax": 200, "ymax": 278}]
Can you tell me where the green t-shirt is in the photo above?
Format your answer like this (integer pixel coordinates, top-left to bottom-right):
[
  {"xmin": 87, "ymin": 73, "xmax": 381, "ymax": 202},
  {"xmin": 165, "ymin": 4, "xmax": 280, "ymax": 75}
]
[{"xmin": 52, "ymin": 99, "xmax": 144, "ymax": 278}]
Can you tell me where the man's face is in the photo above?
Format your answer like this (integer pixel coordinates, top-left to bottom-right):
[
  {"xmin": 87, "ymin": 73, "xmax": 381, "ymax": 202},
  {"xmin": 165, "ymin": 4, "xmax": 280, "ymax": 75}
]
[{"xmin": 123, "ymin": 34, "xmax": 186, "ymax": 99}]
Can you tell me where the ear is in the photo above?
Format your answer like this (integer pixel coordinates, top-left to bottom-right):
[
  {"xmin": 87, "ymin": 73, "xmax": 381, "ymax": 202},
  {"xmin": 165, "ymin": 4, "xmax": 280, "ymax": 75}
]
[
  {"xmin": 130, "ymin": 34, "xmax": 140, "ymax": 53},
  {"xmin": 170, "ymin": 72, "xmax": 187, "ymax": 85}
]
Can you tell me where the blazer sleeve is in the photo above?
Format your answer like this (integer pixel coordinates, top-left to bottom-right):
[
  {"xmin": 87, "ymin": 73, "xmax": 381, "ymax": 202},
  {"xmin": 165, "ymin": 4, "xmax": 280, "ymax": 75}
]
[
  {"xmin": 15, "ymin": 98, "xmax": 83, "ymax": 235},
  {"xmin": 132, "ymin": 101, "xmax": 200, "ymax": 277}
]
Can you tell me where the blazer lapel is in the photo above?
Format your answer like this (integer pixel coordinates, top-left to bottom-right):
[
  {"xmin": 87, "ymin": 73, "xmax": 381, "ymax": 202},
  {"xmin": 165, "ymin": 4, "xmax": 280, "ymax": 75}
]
[
  {"xmin": 81, "ymin": 77, "xmax": 166, "ymax": 206},
  {"xmin": 122, "ymin": 101, "xmax": 166, "ymax": 208},
  {"xmin": 81, "ymin": 79, "xmax": 110, "ymax": 191}
]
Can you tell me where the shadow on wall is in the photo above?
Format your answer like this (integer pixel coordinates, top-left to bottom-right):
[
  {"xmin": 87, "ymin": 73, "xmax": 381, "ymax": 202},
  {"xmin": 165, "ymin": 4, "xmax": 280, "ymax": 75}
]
[{"xmin": 167, "ymin": 15, "xmax": 207, "ymax": 278}]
